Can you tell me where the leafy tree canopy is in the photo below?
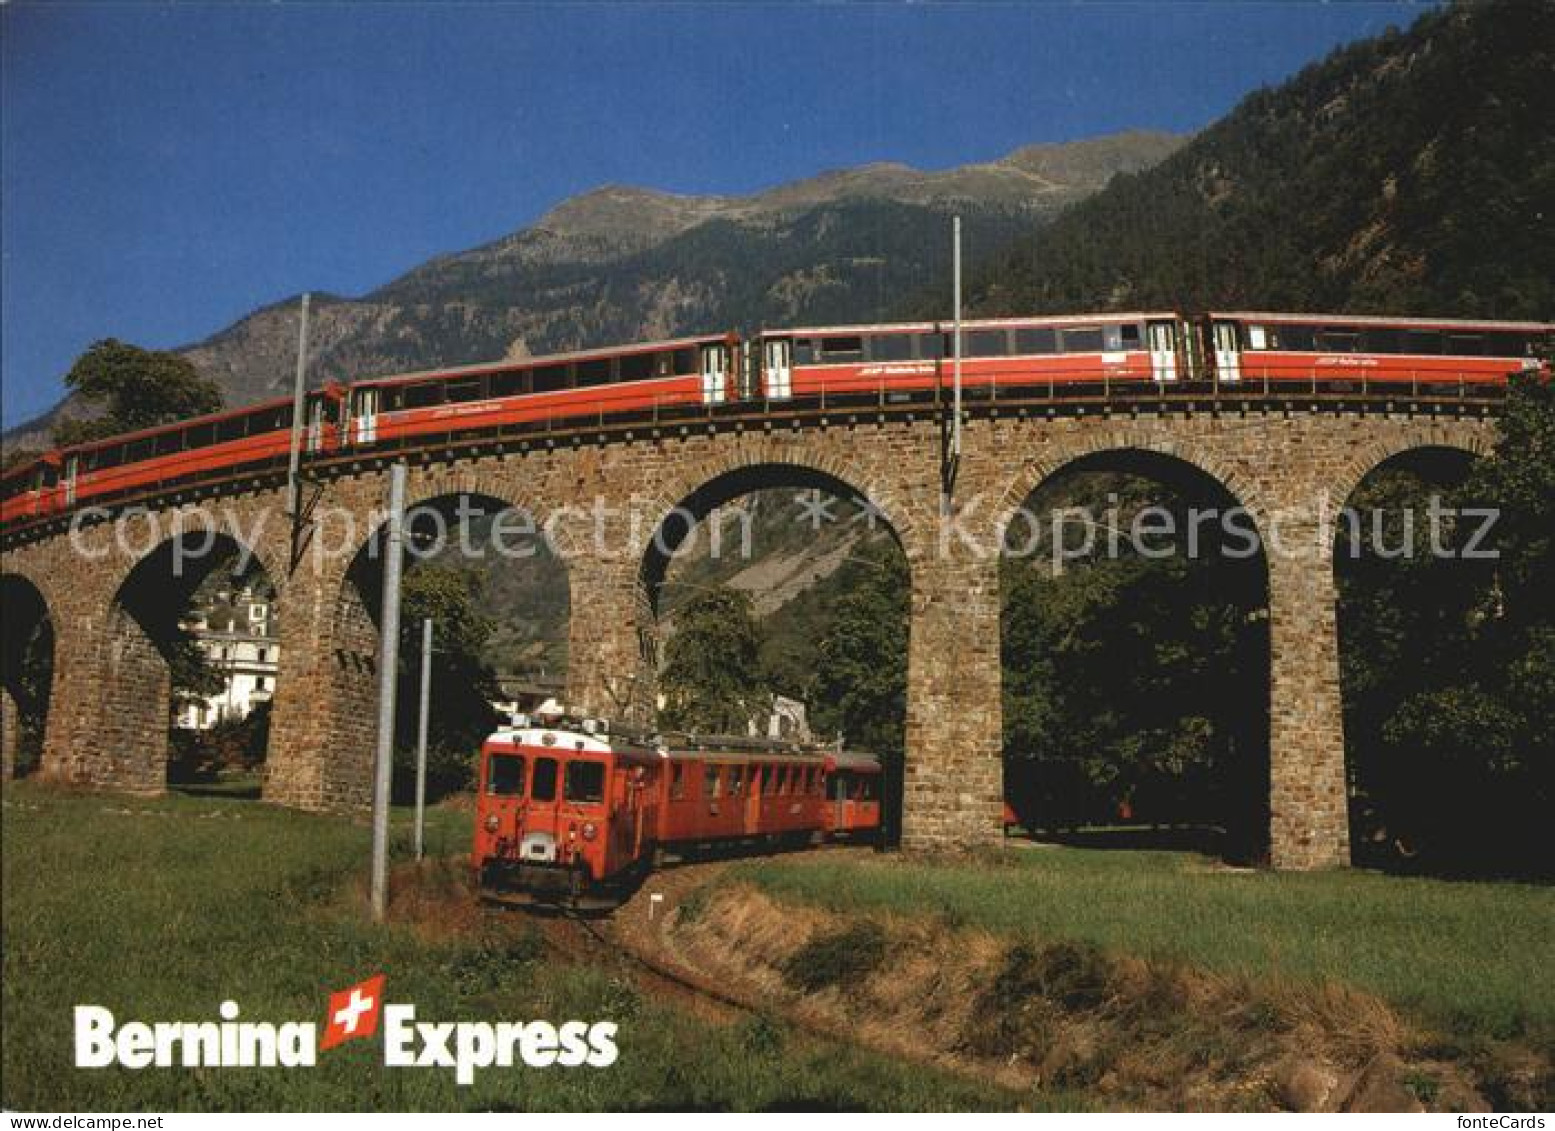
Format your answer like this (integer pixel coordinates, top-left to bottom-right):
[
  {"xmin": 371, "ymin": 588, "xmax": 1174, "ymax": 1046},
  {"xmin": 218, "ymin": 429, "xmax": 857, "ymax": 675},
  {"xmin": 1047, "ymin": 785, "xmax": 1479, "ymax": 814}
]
[{"xmin": 54, "ymin": 338, "xmax": 222, "ymax": 447}]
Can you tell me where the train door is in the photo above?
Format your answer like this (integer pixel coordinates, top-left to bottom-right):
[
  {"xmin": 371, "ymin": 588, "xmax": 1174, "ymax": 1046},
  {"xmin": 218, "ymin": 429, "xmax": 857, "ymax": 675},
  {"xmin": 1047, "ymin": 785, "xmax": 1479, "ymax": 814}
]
[
  {"xmin": 700, "ymin": 343, "xmax": 729, "ymax": 405},
  {"xmin": 353, "ymin": 388, "xmax": 379, "ymax": 445},
  {"xmin": 1147, "ymin": 321, "xmax": 1178, "ymax": 382},
  {"xmin": 305, "ymin": 396, "xmax": 327, "ymax": 453},
  {"xmin": 63, "ymin": 455, "xmax": 78, "ymax": 506},
  {"xmin": 832, "ymin": 773, "xmax": 847, "ymax": 829},
  {"xmin": 518, "ymin": 754, "xmax": 562, "ymax": 866},
  {"xmin": 1212, "ymin": 322, "xmax": 1242, "ymax": 383},
  {"xmin": 763, "ymin": 338, "xmax": 793, "ymax": 400}
]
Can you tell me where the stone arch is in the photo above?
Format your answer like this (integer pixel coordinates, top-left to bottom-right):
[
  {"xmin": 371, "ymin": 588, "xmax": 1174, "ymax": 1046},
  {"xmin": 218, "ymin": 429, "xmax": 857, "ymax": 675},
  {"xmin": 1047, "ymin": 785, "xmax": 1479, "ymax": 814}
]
[
  {"xmin": 266, "ymin": 481, "xmax": 569, "ymax": 811},
  {"xmin": 99, "ymin": 526, "xmax": 281, "ymax": 793},
  {"xmin": 638, "ymin": 454, "xmax": 916, "ymax": 621},
  {"xmin": 1331, "ymin": 436, "xmax": 1500, "ymax": 873},
  {"xmin": 1328, "ymin": 432, "xmax": 1490, "ymax": 516},
  {"xmin": 0, "ymin": 570, "xmax": 56, "ymax": 780},
  {"xmin": 995, "ymin": 442, "xmax": 1274, "ymax": 861},
  {"xmin": 991, "ymin": 432, "xmax": 1272, "ymax": 551},
  {"xmin": 624, "ymin": 454, "xmax": 916, "ymax": 840}
]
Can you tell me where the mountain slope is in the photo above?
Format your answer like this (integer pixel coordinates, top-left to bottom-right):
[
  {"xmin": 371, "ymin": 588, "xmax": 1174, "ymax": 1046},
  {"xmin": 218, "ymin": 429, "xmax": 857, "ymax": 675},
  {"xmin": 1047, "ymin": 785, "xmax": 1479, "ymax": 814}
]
[{"xmin": 969, "ymin": 1, "xmax": 1554, "ymax": 320}]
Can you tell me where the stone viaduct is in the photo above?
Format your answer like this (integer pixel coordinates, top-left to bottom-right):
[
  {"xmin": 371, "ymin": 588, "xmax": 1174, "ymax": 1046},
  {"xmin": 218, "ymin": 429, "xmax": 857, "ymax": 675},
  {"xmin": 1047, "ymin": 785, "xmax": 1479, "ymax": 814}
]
[{"xmin": 0, "ymin": 394, "xmax": 1498, "ymax": 869}]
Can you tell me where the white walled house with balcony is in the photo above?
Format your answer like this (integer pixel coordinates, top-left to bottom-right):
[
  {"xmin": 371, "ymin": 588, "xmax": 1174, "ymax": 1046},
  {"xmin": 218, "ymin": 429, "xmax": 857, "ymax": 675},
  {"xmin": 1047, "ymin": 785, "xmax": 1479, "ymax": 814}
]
[{"xmin": 177, "ymin": 582, "xmax": 280, "ymax": 730}]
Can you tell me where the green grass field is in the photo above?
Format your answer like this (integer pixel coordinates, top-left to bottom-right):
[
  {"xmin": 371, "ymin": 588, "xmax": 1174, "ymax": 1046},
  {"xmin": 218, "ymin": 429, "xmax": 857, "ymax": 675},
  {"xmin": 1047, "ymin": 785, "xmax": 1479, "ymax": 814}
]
[
  {"xmin": 0, "ymin": 781, "xmax": 1009, "ymax": 1112},
  {"xmin": 727, "ymin": 844, "xmax": 1555, "ymax": 1045}
]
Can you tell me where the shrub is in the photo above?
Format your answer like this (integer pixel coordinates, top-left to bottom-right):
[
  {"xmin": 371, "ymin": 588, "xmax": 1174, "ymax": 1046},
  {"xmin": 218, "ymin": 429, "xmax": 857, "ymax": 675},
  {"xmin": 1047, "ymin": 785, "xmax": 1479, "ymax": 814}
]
[{"xmin": 779, "ymin": 921, "xmax": 888, "ymax": 994}]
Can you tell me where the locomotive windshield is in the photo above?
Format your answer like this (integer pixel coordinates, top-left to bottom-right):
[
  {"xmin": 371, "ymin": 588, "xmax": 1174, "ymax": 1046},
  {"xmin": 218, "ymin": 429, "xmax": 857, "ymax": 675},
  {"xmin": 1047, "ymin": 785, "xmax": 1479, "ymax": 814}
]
[
  {"xmin": 565, "ymin": 761, "xmax": 606, "ymax": 804},
  {"xmin": 487, "ymin": 753, "xmax": 525, "ymax": 796},
  {"xmin": 531, "ymin": 757, "xmax": 558, "ymax": 802}
]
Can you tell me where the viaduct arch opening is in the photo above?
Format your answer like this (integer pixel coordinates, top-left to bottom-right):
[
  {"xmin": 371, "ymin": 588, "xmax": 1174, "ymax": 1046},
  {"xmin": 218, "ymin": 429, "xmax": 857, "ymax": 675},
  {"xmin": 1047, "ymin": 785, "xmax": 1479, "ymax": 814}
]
[
  {"xmin": 104, "ymin": 531, "xmax": 280, "ymax": 795},
  {"xmin": 640, "ymin": 462, "xmax": 912, "ymax": 846},
  {"xmin": 999, "ymin": 448, "xmax": 1272, "ymax": 864},
  {"xmin": 1333, "ymin": 444, "xmax": 1536, "ymax": 876},
  {"xmin": 328, "ymin": 491, "xmax": 571, "ymax": 804},
  {"xmin": 1, "ymin": 574, "xmax": 54, "ymax": 781}
]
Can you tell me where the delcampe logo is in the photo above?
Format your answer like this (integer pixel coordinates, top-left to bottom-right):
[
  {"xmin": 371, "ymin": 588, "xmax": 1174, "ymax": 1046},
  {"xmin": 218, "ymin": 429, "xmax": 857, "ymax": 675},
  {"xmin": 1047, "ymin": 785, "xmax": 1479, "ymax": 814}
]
[{"xmin": 74, "ymin": 974, "xmax": 619, "ymax": 1085}]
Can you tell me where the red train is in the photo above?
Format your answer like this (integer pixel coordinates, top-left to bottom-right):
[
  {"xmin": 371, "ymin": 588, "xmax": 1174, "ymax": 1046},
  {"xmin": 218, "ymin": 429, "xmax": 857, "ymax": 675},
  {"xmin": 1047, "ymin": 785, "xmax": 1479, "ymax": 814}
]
[
  {"xmin": 2, "ymin": 312, "xmax": 1548, "ymax": 532},
  {"xmin": 471, "ymin": 715, "xmax": 882, "ymax": 905}
]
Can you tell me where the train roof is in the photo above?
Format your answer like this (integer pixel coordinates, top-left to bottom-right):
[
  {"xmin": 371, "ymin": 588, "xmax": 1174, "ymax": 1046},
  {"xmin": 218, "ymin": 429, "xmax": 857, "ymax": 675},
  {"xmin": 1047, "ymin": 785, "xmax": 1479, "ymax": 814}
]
[
  {"xmin": 1208, "ymin": 311, "xmax": 1555, "ymax": 332},
  {"xmin": 483, "ymin": 723, "xmax": 659, "ymax": 759},
  {"xmin": 761, "ymin": 312, "xmax": 1181, "ymax": 338},
  {"xmin": 831, "ymin": 750, "xmax": 883, "ymax": 773},
  {"xmin": 350, "ymin": 331, "xmax": 735, "ymax": 391}
]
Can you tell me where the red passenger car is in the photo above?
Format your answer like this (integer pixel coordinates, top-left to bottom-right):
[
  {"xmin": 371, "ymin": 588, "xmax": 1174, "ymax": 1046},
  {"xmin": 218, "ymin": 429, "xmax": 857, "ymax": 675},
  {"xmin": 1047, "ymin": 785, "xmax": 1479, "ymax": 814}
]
[
  {"xmin": 756, "ymin": 312, "xmax": 1185, "ymax": 402},
  {"xmin": 58, "ymin": 385, "xmax": 345, "ymax": 512},
  {"xmin": 1203, "ymin": 312, "xmax": 1551, "ymax": 388},
  {"xmin": 823, "ymin": 750, "xmax": 883, "ymax": 839},
  {"xmin": 344, "ymin": 333, "xmax": 739, "ymax": 449}
]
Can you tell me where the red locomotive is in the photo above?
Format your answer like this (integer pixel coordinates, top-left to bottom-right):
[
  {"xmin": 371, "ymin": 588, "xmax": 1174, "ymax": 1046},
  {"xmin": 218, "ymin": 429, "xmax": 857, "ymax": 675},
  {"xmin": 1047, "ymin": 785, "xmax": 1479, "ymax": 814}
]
[
  {"xmin": 472, "ymin": 714, "xmax": 881, "ymax": 906},
  {"xmin": 2, "ymin": 312, "xmax": 1548, "ymax": 535}
]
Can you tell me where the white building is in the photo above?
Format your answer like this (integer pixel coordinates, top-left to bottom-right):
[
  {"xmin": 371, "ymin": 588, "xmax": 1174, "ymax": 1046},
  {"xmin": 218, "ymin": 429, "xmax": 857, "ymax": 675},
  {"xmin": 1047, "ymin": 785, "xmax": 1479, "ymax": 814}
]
[{"xmin": 177, "ymin": 583, "xmax": 280, "ymax": 730}]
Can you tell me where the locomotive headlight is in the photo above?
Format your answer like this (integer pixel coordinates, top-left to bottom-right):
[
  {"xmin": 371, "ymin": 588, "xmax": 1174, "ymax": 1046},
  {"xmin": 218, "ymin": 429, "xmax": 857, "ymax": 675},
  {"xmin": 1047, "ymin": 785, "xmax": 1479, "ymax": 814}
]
[
  {"xmin": 484, "ymin": 814, "xmax": 500, "ymax": 833},
  {"xmin": 581, "ymin": 822, "xmax": 598, "ymax": 841}
]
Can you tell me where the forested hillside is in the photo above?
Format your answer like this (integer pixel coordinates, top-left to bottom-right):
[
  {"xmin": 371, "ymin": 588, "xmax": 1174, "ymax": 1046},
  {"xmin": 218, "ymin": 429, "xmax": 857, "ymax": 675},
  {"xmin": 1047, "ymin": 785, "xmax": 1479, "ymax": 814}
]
[{"xmin": 969, "ymin": 1, "xmax": 1554, "ymax": 319}]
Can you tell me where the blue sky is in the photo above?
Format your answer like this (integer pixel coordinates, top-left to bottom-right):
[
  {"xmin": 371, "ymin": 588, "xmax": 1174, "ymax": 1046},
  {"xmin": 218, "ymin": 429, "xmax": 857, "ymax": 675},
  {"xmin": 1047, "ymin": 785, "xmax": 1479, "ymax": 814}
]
[{"xmin": 1, "ymin": 1, "xmax": 1432, "ymax": 425}]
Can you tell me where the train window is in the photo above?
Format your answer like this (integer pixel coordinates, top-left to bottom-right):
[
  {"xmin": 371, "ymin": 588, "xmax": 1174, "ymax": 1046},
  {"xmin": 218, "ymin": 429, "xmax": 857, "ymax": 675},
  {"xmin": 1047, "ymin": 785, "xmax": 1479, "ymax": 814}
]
[
  {"xmin": 1247, "ymin": 325, "xmax": 1270, "ymax": 350},
  {"xmin": 618, "ymin": 352, "xmax": 656, "ymax": 382},
  {"xmin": 1485, "ymin": 332, "xmax": 1529, "ymax": 357},
  {"xmin": 1120, "ymin": 323, "xmax": 1142, "ymax": 349},
  {"xmin": 672, "ymin": 348, "xmax": 698, "ymax": 374},
  {"xmin": 1014, "ymin": 328, "xmax": 1058, "ymax": 355},
  {"xmin": 487, "ymin": 754, "xmax": 525, "ymax": 796},
  {"xmin": 1404, "ymin": 330, "xmax": 1443, "ymax": 355},
  {"xmin": 1060, "ymin": 327, "xmax": 1104, "ymax": 353},
  {"xmin": 704, "ymin": 766, "xmax": 721, "ymax": 799},
  {"xmin": 575, "ymin": 358, "xmax": 613, "ymax": 386},
  {"xmin": 531, "ymin": 757, "xmax": 558, "ymax": 802},
  {"xmin": 154, "ymin": 432, "xmax": 183, "ymax": 456},
  {"xmin": 490, "ymin": 369, "xmax": 526, "ymax": 398},
  {"xmin": 216, "ymin": 416, "xmax": 247, "ymax": 443},
  {"xmin": 728, "ymin": 766, "xmax": 745, "ymax": 796},
  {"xmin": 792, "ymin": 339, "xmax": 817, "ymax": 365},
  {"xmin": 186, "ymin": 423, "xmax": 216, "ymax": 448},
  {"xmin": 916, "ymin": 332, "xmax": 946, "ymax": 360},
  {"xmin": 1316, "ymin": 329, "xmax": 1362, "ymax": 353},
  {"xmin": 870, "ymin": 334, "xmax": 914, "ymax": 362},
  {"xmin": 1278, "ymin": 325, "xmax": 1316, "ymax": 351},
  {"xmin": 967, "ymin": 330, "xmax": 1008, "ymax": 357},
  {"xmin": 1365, "ymin": 329, "xmax": 1403, "ymax": 354},
  {"xmin": 564, "ymin": 760, "xmax": 605, "ymax": 804},
  {"xmin": 670, "ymin": 762, "xmax": 686, "ymax": 800},
  {"xmin": 1446, "ymin": 334, "xmax": 1484, "ymax": 356},
  {"xmin": 446, "ymin": 377, "xmax": 484, "ymax": 403},
  {"xmin": 405, "ymin": 383, "xmax": 443, "ymax": 408},
  {"xmin": 533, "ymin": 364, "xmax": 569, "ymax": 393},
  {"xmin": 125, "ymin": 438, "xmax": 154, "ymax": 463},
  {"xmin": 819, "ymin": 336, "xmax": 864, "ymax": 360}
]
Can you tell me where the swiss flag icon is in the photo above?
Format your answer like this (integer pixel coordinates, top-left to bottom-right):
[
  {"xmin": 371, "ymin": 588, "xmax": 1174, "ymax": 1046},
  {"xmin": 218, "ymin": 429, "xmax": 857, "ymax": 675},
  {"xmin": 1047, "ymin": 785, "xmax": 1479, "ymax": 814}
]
[{"xmin": 320, "ymin": 974, "xmax": 386, "ymax": 1051}]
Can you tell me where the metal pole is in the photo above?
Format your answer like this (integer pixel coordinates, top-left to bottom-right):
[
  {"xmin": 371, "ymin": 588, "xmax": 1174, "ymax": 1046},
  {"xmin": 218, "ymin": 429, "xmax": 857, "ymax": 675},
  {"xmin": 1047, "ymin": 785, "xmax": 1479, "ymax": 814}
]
[
  {"xmin": 414, "ymin": 617, "xmax": 432, "ymax": 861},
  {"xmin": 370, "ymin": 463, "xmax": 408, "ymax": 922},
  {"xmin": 952, "ymin": 216, "xmax": 963, "ymax": 460},
  {"xmin": 286, "ymin": 293, "xmax": 311, "ymax": 517}
]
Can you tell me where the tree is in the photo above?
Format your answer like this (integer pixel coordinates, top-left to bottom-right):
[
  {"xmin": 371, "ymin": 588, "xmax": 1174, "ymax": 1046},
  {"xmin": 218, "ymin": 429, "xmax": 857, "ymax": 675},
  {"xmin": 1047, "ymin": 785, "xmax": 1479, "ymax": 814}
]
[
  {"xmin": 53, "ymin": 339, "xmax": 222, "ymax": 446},
  {"xmin": 808, "ymin": 546, "xmax": 909, "ymax": 755},
  {"xmin": 658, "ymin": 589, "xmax": 767, "ymax": 734},
  {"xmin": 1339, "ymin": 368, "xmax": 1554, "ymax": 876}
]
